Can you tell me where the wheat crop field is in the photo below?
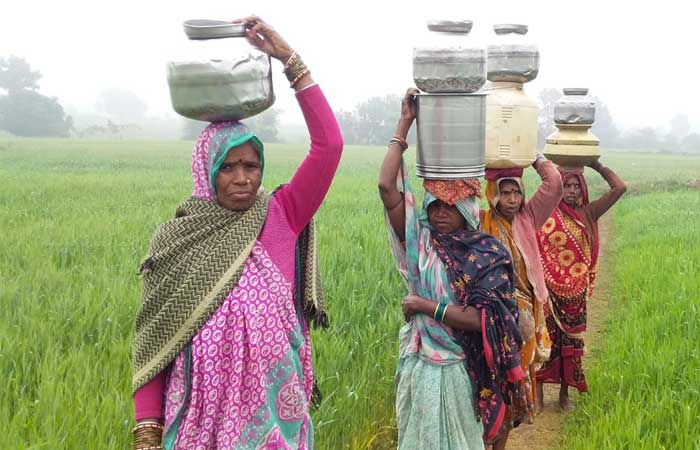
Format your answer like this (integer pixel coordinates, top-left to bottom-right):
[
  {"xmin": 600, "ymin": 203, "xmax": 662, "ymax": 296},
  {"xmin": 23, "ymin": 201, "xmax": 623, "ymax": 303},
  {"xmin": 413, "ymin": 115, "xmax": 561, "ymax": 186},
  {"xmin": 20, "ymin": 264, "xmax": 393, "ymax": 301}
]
[{"xmin": 1, "ymin": 138, "xmax": 699, "ymax": 449}]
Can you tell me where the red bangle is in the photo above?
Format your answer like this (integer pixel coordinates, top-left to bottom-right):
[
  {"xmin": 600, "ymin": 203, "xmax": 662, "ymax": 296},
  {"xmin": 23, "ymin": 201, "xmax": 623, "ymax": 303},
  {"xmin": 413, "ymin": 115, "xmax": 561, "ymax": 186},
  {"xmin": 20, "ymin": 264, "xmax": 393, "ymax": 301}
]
[
  {"xmin": 290, "ymin": 69, "xmax": 310, "ymax": 88},
  {"xmin": 389, "ymin": 136, "xmax": 408, "ymax": 151},
  {"xmin": 132, "ymin": 422, "xmax": 164, "ymax": 434}
]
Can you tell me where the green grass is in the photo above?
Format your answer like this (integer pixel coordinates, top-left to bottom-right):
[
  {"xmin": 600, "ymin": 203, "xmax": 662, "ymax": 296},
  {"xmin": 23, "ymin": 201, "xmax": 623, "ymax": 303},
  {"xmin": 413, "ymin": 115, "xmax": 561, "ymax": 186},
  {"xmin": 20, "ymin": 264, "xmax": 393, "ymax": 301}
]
[
  {"xmin": 0, "ymin": 139, "xmax": 403, "ymax": 450},
  {"xmin": 560, "ymin": 190, "xmax": 700, "ymax": 450},
  {"xmin": 1, "ymin": 138, "xmax": 699, "ymax": 449}
]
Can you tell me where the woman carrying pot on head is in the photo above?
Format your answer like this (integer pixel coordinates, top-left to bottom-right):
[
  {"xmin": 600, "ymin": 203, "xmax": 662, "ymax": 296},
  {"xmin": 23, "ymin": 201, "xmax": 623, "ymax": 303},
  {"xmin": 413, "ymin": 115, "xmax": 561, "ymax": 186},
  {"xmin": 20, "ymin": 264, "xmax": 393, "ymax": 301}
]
[
  {"xmin": 130, "ymin": 16, "xmax": 343, "ymax": 450},
  {"xmin": 378, "ymin": 88, "xmax": 526, "ymax": 450},
  {"xmin": 536, "ymin": 160, "xmax": 626, "ymax": 411},
  {"xmin": 479, "ymin": 158, "xmax": 563, "ymax": 449}
]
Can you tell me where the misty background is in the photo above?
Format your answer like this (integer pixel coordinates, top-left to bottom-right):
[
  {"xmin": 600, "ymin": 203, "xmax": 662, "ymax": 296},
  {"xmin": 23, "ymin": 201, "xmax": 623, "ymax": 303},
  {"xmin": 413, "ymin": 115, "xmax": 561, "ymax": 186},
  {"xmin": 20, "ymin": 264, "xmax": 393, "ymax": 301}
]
[{"xmin": 1, "ymin": 0, "xmax": 698, "ymax": 153}]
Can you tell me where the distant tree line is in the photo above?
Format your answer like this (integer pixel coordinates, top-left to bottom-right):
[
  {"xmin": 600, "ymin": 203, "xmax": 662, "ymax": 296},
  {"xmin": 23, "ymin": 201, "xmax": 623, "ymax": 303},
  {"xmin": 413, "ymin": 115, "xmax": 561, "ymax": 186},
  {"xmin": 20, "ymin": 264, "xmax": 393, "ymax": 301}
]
[
  {"xmin": 331, "ymin": 88, "xmax": 700, "ymax": 154},
  {"xmin": 334, "ymin": 94, "xmax": 416, "ymax": 146},
  {"xmin": 2, "ymin": 55, "xmax": 699, "ymax": 152},
  {"xmin": 0, "ymin": 56, "xmax": 73, "ymax": 137}
]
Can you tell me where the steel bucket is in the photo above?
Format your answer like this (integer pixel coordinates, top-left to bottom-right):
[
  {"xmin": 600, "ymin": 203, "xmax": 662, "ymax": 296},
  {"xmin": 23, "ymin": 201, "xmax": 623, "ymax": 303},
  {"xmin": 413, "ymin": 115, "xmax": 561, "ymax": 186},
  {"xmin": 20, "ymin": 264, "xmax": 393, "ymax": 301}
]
[{"xmin": 416, "ymin": 93, "xmax": 486, "ymax": 179}]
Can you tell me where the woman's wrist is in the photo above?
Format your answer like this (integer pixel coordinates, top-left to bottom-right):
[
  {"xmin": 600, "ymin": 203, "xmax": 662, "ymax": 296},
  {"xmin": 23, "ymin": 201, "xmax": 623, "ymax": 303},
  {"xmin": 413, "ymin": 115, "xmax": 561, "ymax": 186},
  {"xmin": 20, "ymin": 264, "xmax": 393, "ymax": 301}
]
[
  {"xmin": 283, "ymin": 52, "xmax": 311, "ymax": 90},
  {"xmin": 394, "ymin": 120, "xmax": 413, "ymax": 139},
  {"xmin": 419, "ymin": 298, "xmax": 435, "ymax": 315},
  {"xmin": 136, "ymin": 418, "xmax": 162, "ymax": 425},
  {"xmin": 132, "ymin": 420, "xmax": 164, "ymax": 450},
  {"xmin": 532, "ymin": 153, "xmax": 546, "ymax": 169},
  {"xmin": 433, "ymin": 303, "xmax": 448, "ymax": 322},
  {"xmin": 389, "ymin": 136, "xmax": 408, "ymax": 152},
  {"xmin": 292, "ymin": 74, "xmax": 314, "ymax": 92},
  {"xmin": 279, "ymin": 49, "xmax": 294, "ymax": 65}
]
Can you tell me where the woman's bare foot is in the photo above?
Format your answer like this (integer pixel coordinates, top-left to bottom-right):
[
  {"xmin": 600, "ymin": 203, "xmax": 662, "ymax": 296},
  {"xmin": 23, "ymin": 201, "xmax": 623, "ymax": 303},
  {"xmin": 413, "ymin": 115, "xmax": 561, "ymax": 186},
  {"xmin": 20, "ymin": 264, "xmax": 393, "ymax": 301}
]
[
  {"xmin": 559, "ymin": 394, "xmax": 574, "ymax": 411},
  {"xmin": 559, "ymin": 384, "xmax": 574, "ymax": 411},
  {"xmin": 492, "ymin": 433, "xmax": 509, "ymax": 450}
]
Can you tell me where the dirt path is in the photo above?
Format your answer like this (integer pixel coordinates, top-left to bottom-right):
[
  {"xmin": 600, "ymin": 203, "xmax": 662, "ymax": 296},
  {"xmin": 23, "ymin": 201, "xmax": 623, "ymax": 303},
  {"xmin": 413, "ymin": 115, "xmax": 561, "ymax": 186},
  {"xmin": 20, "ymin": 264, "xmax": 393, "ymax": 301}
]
[{"xmin": 505, "ymin": 214, "xmax": 613, "ymax": 450}]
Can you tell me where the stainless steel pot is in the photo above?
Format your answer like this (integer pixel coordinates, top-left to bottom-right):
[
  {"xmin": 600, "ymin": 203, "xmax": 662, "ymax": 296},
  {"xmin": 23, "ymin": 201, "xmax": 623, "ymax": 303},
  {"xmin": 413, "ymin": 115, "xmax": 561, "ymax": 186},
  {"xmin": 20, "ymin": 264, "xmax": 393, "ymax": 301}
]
[
  {"xmin": 167, "ymin": 20, "xmax": 275, "ymax": 123},
  {"xmin": 416, "ymin": 93, "xmax": 486, "ymax": 179},
  {"xmin": 413, "ymin": 20, "xmax": 486, "ymax": 94},
  {"xmin": 487, "ymin": 24, "xmax": 539, "ymax": 83},
  {"xmin": 167, "ymin": 53, "xmax": 274, "ymax": 123},
  {"xmin": 554, "ymin": 88, "xmax": 595, "ymax": 125}
]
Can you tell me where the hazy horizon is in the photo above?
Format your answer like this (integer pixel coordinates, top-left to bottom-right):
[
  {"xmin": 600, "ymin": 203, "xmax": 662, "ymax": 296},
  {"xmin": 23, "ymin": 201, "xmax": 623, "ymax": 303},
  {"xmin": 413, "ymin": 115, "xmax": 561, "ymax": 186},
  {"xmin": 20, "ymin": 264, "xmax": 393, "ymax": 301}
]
[{"xmin": 1, "ymin": 0, "xmax": 697, "ymax": 133}]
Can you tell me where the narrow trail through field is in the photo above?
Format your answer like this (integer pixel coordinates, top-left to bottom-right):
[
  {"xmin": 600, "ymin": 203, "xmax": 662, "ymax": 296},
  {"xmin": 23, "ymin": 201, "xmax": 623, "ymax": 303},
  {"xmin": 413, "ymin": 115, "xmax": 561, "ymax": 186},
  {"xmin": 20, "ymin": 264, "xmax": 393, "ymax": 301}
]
[{"xmin": 505, "ymin": 214, "xmax": 613, "ymax": 450}]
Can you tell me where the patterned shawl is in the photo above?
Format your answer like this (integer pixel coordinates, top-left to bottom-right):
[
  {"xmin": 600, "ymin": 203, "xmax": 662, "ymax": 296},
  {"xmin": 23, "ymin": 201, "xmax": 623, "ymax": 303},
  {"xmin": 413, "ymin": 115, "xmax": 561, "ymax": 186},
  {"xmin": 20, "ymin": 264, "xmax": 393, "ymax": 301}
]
[
  {"xmin": 431, "ymin": 228, "xmax": 526, "ymax": 443},
  {"xmin": 132, "ymin": 122, "xmax": 327, "ymax": 392}
]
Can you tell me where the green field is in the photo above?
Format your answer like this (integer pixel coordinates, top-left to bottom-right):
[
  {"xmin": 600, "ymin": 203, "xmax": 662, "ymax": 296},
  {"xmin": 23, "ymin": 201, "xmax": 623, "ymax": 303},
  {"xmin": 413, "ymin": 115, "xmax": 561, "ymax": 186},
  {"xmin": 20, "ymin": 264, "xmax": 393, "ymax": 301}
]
[
  {"xmin": 1, "ymin": 138, "xmax": 699, "ymax": 449},
  {"xmin": 561, "ymin": 189, "xmax": 700, "ymax": 450}
]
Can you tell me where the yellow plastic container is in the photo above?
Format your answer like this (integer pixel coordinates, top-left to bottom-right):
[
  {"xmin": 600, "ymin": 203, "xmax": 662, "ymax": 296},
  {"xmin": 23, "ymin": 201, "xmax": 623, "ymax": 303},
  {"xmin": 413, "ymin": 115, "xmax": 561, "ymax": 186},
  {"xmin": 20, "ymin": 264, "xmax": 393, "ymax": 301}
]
[{"xmin": 484, "ymin": 82, "xmax": 538, "ymax": 168}]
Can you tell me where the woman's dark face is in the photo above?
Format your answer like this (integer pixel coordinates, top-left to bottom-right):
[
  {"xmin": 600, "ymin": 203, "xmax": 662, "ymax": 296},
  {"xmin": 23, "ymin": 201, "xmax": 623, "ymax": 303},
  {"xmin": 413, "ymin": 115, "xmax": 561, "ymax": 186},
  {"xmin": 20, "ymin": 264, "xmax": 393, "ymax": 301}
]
[
  {"xmin": 496, "ymin": 180, "xmax": 524, "ymax": 221},
  {"xmin": 563, "ymin": 177, "xmax": 582, "ymax": 207},
  {"xmin": 215, "ymin": 142, "xmax": 262, "ymax": 211},
  {"xmin": 428, "ymin": 199, "xmax": 466, "ymax": 234}
]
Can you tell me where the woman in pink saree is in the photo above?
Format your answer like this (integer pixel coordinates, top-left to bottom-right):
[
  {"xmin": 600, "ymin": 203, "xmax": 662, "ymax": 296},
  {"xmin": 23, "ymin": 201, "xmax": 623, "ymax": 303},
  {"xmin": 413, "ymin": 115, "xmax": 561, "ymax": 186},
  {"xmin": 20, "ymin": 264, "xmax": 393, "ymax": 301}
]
[{"xmin": 130, "ymin": 17, "xmax": 343, "ymax": 450}]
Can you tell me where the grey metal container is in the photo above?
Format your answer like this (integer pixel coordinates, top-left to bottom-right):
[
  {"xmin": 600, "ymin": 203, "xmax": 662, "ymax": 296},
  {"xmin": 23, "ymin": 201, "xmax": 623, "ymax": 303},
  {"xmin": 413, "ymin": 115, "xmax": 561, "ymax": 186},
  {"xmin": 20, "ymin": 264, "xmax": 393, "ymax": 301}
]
[
  {"xmin": 554, "ymin": 88, "xmax": 595, "ymax": 125},
  {"xmin": 487, "ymin": 24, "xmax": 539, "ymax": 83},
  {"xmin": 414, "ymin": 49, "xmax": 486, "ymax": 93},
  {"xmin": 167, "ymin": 52, "xmax": 275, "ymax": 123},
  {"xmin": 413, "ymin": 20, "xmax": 486, "ymax": 94},
  {"xmin": 416, "ymin": 93, "xmax": 486, "ymax": 179}
]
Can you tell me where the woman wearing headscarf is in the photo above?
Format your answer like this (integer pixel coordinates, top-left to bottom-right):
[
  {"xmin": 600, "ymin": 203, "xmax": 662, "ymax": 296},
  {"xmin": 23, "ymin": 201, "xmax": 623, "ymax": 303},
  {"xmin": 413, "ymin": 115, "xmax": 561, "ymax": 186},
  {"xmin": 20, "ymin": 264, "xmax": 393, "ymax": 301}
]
[
  {"xmin": 480, "ymin": 157, "xmax": 562, "ymax": 447},
  {"xmin": 378, "ymin": 88, "xmax": 526, "ymax": 450},
  {"xmin": 536, "ymin": 160, "xmax": 626, "ymax": 410},
  {"xmin": 130, "ymin": 16, "xmax": 343, "ymax": 450}
]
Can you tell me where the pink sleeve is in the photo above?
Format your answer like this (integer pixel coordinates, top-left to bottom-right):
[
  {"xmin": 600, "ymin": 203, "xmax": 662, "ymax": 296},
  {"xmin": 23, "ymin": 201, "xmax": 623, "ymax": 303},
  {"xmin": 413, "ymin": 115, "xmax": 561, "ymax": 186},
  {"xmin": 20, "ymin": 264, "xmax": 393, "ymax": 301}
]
[
  {"xmin": 133, "ymin": 371, "xmax": 166, "ymax": 421},
  {"xmin": 523, "ymin": 160, "xmax": 564, "ymax": 229},
  {"xmin": 274, "ymin": 85, "xmax": 344, "ymax": 234}
]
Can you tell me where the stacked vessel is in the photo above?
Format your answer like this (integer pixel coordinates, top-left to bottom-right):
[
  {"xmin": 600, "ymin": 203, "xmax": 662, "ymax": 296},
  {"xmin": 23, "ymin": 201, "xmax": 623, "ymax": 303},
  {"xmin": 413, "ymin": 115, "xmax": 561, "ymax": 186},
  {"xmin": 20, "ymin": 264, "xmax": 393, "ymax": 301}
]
[
  {"xmin": 413, "ymin": 20, "xmax": 487, "ymax": 179},
  {"xmin": 543, "ymin": 88, "xmax": 601, "ymax": 167},
  {"xmin": 484, "ymin": 24, "xmax": 539, "ymax": 169},
  {"xmin": 167, "ymin": 20, "xmax": 275, "ymax": 123}
]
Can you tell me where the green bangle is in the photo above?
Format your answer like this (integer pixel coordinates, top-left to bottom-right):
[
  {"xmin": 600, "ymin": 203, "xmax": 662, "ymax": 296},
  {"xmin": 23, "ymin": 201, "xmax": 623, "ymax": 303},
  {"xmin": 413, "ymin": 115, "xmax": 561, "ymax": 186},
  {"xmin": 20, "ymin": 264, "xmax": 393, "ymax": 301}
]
[
  {"xmin": 434, "ymin": 303, "xmax": 447, "ymax": 322},
  {"xmin": 439, "ymin": 304, "xmax": 448, "ymax": 322}
]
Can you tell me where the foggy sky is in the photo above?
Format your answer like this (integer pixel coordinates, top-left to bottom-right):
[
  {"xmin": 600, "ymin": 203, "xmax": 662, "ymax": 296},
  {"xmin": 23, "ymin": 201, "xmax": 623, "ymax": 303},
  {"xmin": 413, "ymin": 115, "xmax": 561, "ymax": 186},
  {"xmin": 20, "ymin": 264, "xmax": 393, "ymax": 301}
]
[{"xmin": 1, "ymin": 0, "xmax": 696, "ymax": 131}]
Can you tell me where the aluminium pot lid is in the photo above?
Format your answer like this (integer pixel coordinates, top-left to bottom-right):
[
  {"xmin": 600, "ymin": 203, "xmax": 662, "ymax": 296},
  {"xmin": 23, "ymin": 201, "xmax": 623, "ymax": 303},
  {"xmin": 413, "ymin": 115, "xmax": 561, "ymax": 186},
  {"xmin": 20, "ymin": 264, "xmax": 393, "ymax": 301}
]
[
  {"xmin": 563, "ymin": 88, "xmax": 590, "ymax": 96},
  {"xmin": 493, "ymin": 24, "xmax": 528, "ymax": 35},
  {"xmin": 427, "ymin": 20, "xmax": 473, "ymax": 34},
  {"xmin": 183, "ymin": 20, "xmax": 247, "ymax": 40}
]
